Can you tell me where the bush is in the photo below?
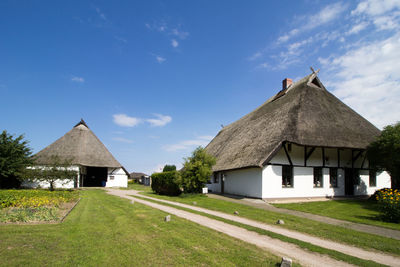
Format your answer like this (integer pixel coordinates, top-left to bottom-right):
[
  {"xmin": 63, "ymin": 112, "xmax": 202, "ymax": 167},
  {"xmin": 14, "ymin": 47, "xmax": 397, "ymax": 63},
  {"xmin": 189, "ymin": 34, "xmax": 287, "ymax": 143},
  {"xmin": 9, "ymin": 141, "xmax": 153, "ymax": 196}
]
[
  {"xmin": 375, "ymin": 188, "xmax": 400, "ymax": 222},
  {"xmin": 181, "ymin": 147, "xmax": 216, "ymax": 193},
  {"xmin": 151, "ymin": 171, "xmax": 182, "ymax": 196},
  {"xmin": 162, "ymin": 165, "xmax": 176, "ymax": 172}
]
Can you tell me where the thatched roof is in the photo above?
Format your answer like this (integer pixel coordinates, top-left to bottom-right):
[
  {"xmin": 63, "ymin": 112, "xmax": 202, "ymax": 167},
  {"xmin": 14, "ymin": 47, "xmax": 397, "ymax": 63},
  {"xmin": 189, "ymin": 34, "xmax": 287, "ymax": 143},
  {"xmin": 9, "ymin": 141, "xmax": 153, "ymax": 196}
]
[
  {"xmin": 33, "ymin": 119, "xmax": 123, "ymax": 168},
  {"xmin": 206, "ymin": 72, "xmax": 380, "ymax": 172}
]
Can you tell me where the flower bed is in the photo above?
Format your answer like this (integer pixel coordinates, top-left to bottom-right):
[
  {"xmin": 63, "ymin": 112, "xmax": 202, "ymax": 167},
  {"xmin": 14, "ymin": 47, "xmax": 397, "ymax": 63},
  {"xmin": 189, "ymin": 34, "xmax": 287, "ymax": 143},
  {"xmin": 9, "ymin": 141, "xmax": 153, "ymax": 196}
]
[
  {"xmin": 0, "ymin": 189, "xmax": 79, "ymax": 223},
  {"xmin": 375, "ymin": 188, "xmax": 400, "ymax": 223}
]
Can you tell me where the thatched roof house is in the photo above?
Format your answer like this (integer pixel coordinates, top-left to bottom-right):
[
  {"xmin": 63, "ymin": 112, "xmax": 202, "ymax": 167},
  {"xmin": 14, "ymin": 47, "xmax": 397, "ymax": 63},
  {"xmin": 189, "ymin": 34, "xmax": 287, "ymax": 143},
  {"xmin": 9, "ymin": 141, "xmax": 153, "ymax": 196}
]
[
  {"xmin": 32, "ymin": 120, "xmax": 128, "ymax": 188},
  {"xmin": 205, "ymin": 72, "xmax": 390, "ymax": 199}
]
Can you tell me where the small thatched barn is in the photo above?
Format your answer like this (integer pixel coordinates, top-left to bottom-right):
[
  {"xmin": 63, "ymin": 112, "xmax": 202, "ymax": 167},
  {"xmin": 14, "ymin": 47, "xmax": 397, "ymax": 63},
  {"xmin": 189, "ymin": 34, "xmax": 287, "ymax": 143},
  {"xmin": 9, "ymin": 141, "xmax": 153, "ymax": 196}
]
[
  {"xmin": 205, "ymin": 71, "xmax": 391, "ymax": 199},
  {"xmin": 31, "ymin": 119, "xmax": 128, "ymax": 188}
]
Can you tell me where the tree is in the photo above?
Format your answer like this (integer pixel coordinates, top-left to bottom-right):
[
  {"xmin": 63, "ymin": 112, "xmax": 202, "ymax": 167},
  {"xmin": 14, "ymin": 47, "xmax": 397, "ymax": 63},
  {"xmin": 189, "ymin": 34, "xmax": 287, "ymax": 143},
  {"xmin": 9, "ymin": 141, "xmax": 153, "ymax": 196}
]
[
  {"xmin": 367, "ymin": 122, "xmax": 400, "ymax": 189},
  {"xmin": 162, "ymin": 164, "xmax": 176, "ymax": 172},
  {"xmin": 181, "ymin": 147, "xmax": 216, "ymax": 193},
  {"xmin": 24, "ymin": 156, "xmax": 78, "ymax": 191},
  {"xmin": 0, "ymin": 130, "xmax": 32, "ymax": 188}
]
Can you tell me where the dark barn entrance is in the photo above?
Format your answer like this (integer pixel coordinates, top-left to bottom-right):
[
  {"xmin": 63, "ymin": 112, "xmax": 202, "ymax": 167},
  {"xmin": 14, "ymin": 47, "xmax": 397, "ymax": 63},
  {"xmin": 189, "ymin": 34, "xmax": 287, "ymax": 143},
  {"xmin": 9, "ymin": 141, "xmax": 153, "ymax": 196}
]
[
  {"xmin": 83, "ymin": 167, "xmax": 108, "ymax": 187},
  {"xmin": 344, "ymin": 168, "xmax": 354, "ymax": 196}
]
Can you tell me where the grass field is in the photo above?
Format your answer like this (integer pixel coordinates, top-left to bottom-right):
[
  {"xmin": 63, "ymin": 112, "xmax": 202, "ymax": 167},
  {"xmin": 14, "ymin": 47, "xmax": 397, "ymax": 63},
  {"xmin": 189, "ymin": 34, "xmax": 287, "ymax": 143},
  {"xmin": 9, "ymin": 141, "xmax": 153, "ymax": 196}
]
[
  {"xmin": 0, "ymin": 190, "xmax": 284, "ymax": 266},
  {"xmin": 138, "ymin": 190, "xmax": 400, "ymax": 256},
  {"xmin": 127, "ymin": 182, "xmax": 152, "ymax": 192},
  {"xmin": 273, "ymin": 199, "xmax": 400, "ymax": 231}
]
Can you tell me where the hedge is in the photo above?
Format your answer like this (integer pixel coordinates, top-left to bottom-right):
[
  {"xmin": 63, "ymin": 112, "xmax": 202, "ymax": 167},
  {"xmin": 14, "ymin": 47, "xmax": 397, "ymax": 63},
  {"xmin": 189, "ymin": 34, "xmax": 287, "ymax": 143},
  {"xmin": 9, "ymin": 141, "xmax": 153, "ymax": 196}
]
[{"xmin": 151, "ymin": 171, "xmax": 182, "ymax": 196}]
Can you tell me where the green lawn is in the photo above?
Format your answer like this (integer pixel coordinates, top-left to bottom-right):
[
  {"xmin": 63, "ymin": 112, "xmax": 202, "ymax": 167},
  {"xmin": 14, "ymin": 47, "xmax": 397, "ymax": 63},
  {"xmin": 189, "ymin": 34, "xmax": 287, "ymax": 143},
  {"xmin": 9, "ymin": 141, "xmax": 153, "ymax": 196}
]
[
  {"xmin": 127, "ymin": 182, "xmax": 152, "ymax": 192},
  {"xmin": 139, "ymin": 192, "xmax": 400, "ymax": 256},
  {"xmin": 0, "ymin": 190, "xmax": 283, "ymax": 266},
  {"xmin": 273, "ymin": 199, "xmax": 400, "ymax": 231}
]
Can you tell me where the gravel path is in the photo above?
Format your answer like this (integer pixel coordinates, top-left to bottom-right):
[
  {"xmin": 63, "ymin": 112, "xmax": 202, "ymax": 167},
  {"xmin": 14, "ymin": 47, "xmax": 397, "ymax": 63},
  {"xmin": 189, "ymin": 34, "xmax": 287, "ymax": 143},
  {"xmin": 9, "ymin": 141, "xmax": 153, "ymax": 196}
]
[
  {"xmin": 107, "ymin": 189, "xmax": 353, "ymax": 267},
  {"xmin": 107, "ymin": 189, "xmax": 400, "ymax": 267},
  {"xmin": 207, "ymin": 194, "xmax": 400, "ymax": 241}
]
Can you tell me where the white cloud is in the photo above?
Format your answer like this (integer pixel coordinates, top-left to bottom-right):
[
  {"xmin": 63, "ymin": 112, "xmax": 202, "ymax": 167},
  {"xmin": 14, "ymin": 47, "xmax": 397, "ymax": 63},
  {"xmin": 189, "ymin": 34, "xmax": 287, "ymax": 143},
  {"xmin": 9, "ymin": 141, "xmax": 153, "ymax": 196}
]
[
  {"xmin": 373, "ymin": 15, "xmax": 399, "ymax": 30},
  {"xmin": 163, "ymin": 136, "xmax": 212, "ymax": 152},
  {"xmin": 171, "ymin": 39, "xmax": 179, "ymax": 48},
  {"xmin": 95, "ymin": 7, "xmax": 107, "ymax": 21},
  {"xmin": 114, "ymin": 36, "xmax": 128, "ymax": 43},
  {"xmin": 346, "ymin": 21, "xmax": 369, "ymax": 35},
  {"xmin": 156, "ymin": 55, "xmax": 166, "ymax": 63},
  {"xmin": 113, "ymin": 114, "xmax": 141, "ymax": 127},
  {"xmin": 352, "ymin": 0, "xmax": 400, "ymax": 16},
  {"xmin": 248, "ymin": 52, "xmax": 262, "ymax": 61},
  {"xmin": 146, "ymin": 114, "xmax": 172, "ymax": 127},
  {"xmin": 319, "ymin": 33, "xmax": 400, "ymax": 128},
  {"xmin": 112, "ymin": 137, "xmax": 134, "ymax": 143},
  {"xmin": 171, "ymin": 28, "xmax": 189, "ymax": 39},
  {"xmin": 71, "ymin": 76, "xmax": 84, "ymax": 83},
  {"xmin": 277, "ymin": 3, "xmax": 346, "ymax": 43},
  {"xmin": 351, "ymin": 1, "xmax": 400, "ymax": 31}
]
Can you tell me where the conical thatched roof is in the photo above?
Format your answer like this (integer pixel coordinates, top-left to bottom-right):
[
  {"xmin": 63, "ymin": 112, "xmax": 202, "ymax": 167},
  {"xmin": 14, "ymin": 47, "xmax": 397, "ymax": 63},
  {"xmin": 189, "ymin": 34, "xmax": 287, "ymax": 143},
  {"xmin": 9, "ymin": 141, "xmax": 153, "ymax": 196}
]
[
  {"xmin": 33, "ymin": 120, "xmax": 123, "ymax": 168},
  {"xmin": 206, "ymin": 72, "xmax": 380, "ymax": 172}
]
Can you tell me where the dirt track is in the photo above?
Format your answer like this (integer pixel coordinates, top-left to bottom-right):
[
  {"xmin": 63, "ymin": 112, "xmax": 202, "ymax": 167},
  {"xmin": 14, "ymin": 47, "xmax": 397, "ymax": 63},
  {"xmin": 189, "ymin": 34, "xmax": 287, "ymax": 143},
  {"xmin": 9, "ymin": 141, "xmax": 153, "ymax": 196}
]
[{"xmin": 108, "ymin": 189, "xmax": 380, "ymax": 267}]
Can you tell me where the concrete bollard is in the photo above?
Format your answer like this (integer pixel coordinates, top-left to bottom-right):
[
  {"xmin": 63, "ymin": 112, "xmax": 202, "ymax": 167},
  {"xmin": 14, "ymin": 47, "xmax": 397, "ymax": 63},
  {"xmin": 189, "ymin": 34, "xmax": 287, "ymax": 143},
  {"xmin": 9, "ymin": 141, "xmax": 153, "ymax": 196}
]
[
  {"xmin": 277, "ymin": 219, "xmax": 285, "ymax": 225},
  {"xmin": 234, "ymin": 211, "xmax": 239, "ymax": 215},
  {"xmin": 280, "ymin": 257, "xmax": 292, "ymax": 267},
  {"xmin": 164, "ymin": 215, "xmax": 171, "ymax": 222}
]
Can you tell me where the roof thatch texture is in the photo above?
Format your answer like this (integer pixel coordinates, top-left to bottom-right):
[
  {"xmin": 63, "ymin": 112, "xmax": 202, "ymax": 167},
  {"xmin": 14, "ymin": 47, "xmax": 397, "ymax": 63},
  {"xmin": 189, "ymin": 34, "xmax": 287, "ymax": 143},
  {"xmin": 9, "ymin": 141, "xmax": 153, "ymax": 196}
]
[
  {"xmin": 206, "ymin": 73, "xmax": 380, "ymax": 172},
  {"xmin": 33, "ymin": 120, "xmax": 123, "ymax": 168}
]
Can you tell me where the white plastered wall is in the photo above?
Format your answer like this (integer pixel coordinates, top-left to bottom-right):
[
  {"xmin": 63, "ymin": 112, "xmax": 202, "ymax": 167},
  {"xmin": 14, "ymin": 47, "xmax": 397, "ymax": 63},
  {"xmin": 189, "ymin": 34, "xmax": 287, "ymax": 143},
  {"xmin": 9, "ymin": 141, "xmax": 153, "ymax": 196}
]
[
  {"xmin": 265, "ymin": 144, "xmax": 392, "ymax": 198},
  {"xmin": 262, "ymin": 165, "xmax": 345, "ymax": 198},
  {"xmin": 223, "ymin": 168, "xmax": 263, "ymax": 198},
  {"xmin": 22, "ymin": 166, "xmax": 80, "ymax": 189},
  {"xmin": 106, "ymin": 168, "xmax": 128, "ymax": 187}
]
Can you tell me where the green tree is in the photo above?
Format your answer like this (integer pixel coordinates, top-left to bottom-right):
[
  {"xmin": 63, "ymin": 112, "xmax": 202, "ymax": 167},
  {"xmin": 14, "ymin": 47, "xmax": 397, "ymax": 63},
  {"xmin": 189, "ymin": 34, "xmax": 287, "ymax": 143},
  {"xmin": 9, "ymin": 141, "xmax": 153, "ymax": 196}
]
[
  {"xmin": 0, "ymin": 130, "xmax": 32, "ymax": 188},
  {"xmin": 181, "ymin": 147, "xmax": 216, "ymax": 193},
  {"xmin": 367, "ymin": 122, "xmax": 400, "ymax": 189},
  {"xmin": 162, "ymin": 164, "xmax": 176, "ymax": 172},
  {"xmin": 24, "ymin": 156, "xmax": 78, "ymax": 191}
]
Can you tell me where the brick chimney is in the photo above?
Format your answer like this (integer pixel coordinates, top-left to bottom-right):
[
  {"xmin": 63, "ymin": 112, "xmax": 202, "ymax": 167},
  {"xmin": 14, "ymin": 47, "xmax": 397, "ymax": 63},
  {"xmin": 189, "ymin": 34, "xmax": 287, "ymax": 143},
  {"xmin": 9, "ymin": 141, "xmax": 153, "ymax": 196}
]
[{"xmin": 282, "ymin": 78, "xmax": 293, "ymax": 90}]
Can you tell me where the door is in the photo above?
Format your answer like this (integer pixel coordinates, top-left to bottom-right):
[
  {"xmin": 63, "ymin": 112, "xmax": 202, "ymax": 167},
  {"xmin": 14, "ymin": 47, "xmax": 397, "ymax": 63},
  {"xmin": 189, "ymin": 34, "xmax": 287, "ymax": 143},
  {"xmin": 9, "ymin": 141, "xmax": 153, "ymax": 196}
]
[
  {"xmin": 344, "ymin": 168, "xmax": 354, "ymax": 195},
  {"xmin": 221, "ymin": 173, "xmax": 225, "ymax": 194}
]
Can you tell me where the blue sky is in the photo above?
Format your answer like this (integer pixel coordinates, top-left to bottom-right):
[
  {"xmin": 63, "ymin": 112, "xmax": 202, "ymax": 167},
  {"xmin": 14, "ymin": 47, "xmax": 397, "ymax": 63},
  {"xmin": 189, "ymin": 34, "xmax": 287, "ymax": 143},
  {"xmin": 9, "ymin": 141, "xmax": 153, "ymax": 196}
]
[{"xmin": 1, "ymin": 0, "xmax": 399, "ymax": 174}]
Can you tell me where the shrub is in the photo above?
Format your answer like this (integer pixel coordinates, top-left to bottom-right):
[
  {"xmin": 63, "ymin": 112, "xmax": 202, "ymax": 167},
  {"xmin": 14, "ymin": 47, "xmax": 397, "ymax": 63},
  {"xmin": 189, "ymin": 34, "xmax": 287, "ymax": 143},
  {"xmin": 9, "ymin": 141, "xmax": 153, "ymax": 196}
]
[
  {"xmin": 181, "ymin": 147, "xmax": 216, "ymax": 193},
  {"xmin": 375, "ymin": 188, "xmax": 400, "ymax": 222},
  {"xmin": 151, "ymin": 171, "xmax": 182, "ymax": 196},
  {"xmin": 162, "ymin": 165, "xmax": 176, "ymax": 172}
]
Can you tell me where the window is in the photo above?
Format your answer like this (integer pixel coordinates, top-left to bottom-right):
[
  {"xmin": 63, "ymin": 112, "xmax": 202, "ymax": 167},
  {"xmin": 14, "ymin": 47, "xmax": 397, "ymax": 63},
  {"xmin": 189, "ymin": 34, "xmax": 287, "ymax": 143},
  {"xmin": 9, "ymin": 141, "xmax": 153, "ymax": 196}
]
[
  {"xmin": 213, "ymin": 173, "xmax": 219, "ymax": 183},
  {"xmin": 282, "ymin": 165, "xmax": 293, "ymax": 188},
  {"xmin": 109, "ymin": 175, "xmax": 115, "ymax": 180},
  {"xmin": 313, "ymin": 167, "xmax": 323, "ymax": 187},
  {"xmin": 329, "ymin": 168, "xmax": 338, "ymax": 188},
  {"xmin": 369, "ymin": 170, "xmax": 376, "ymax": 187}
]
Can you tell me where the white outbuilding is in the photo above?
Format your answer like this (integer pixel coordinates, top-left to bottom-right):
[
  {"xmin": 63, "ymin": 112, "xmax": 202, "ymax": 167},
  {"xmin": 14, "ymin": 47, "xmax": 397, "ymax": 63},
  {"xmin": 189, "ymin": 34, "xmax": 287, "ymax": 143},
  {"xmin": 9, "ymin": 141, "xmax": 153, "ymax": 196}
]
[
  {"xmin": 205, "ymin": 71, "xmax": 391, "ymax": 199},
  {"xmin": 30, "ymin": 119, "xmax": 128, "ymax": 189}
]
